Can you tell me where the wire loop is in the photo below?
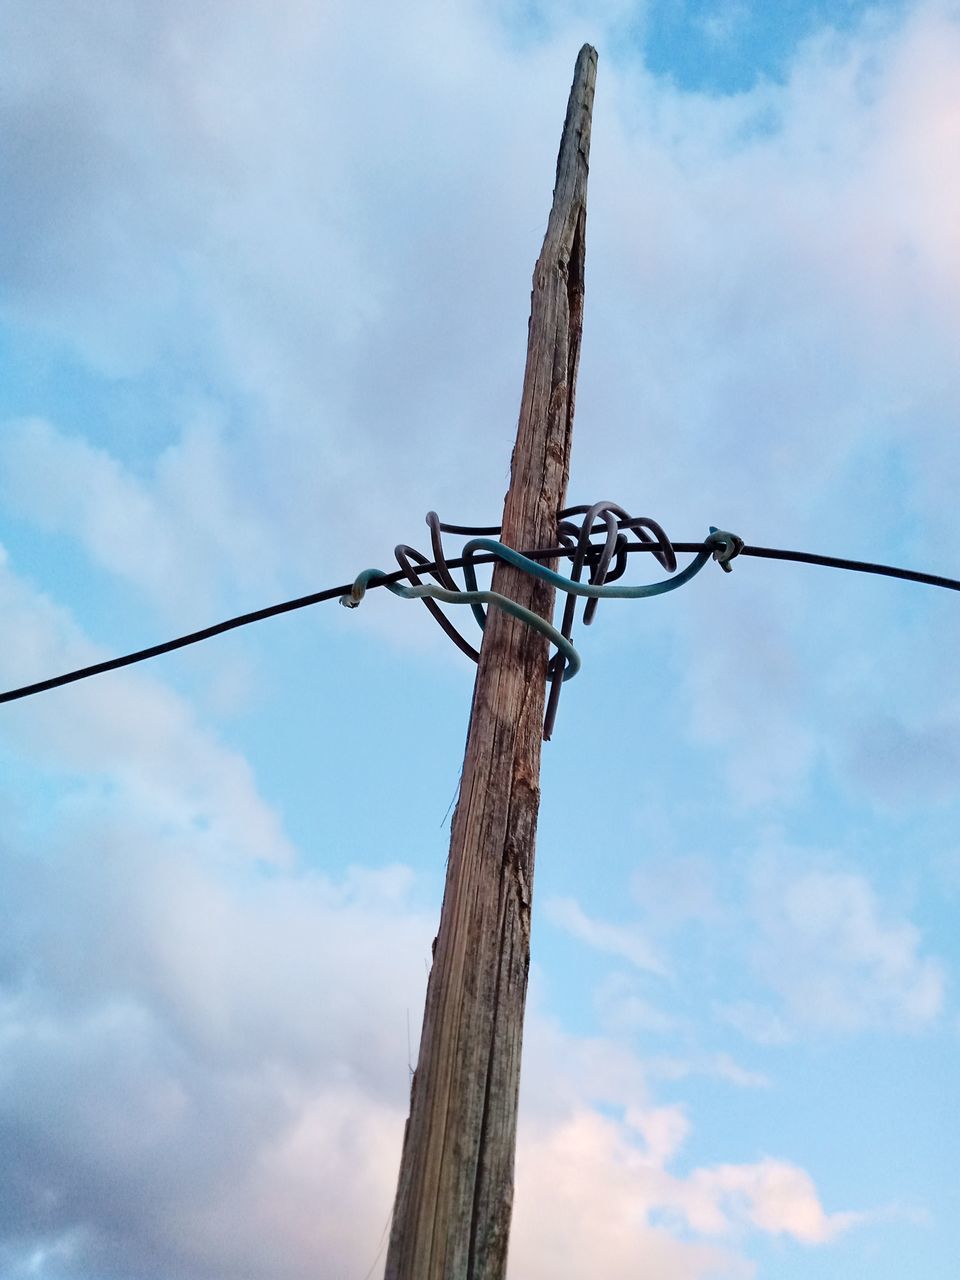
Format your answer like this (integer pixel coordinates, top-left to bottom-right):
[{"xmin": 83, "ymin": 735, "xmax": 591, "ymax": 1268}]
[{"xmin": 344, "ymin": 504, "xmax": 741, "ymax": 739}]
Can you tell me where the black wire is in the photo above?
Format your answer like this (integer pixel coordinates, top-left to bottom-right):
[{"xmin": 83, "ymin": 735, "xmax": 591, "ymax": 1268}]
[
  {"xmin": 740, "ymin": 545, "xmax": 960, "ymax": 591},
  {"xmin": 2, "ymin": 542, "xmax": 958, "ymax": 705}
]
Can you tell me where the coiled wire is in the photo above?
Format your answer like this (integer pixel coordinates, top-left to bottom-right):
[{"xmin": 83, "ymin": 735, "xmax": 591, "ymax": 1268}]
[{"xmin": 384, "ymin": 503, "xmax": 736, "ymax": 739}]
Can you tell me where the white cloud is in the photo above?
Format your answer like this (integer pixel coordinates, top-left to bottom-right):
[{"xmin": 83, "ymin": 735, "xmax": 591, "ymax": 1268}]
[
  {"xmin": 751, "ymin": 864, "xmax": 946, "ymax": 1032},
  {"xmin": 715, "ymin": 1000, "xmax": 794, "ymax": 1046},
  {"xmin": 512, "ymin": 1106, "xmax": 863, "ymax": 1278},
  {"xmin": 544, "ymin": 895, "xmax": 667, "ymax": 973},
  {"xmin": 630, "ymin": 853, "xmax": 723, "ymax": 928},
  {"xmin": 519, "ymin": 1014, "xmax": 654, "ymax": 1122},
  {"xmin": 0, "ymin": 551, "xmax": 292, "ymax": 865},
  {"xmin": 512, "ymin": 1110, "xmax": 753, "ymax": 1280},
  {"xmin": 595, "ymin": 970, "xmax": 683, "ymax": 1033},
  {"xmin": 0, "ymin": 820, "xmax": 867, "ymax": 1280},
  {"xmin": 0, "ymin": 415, "xmax": 277, "ymax": 616},
  {"xmin": 844, "ymin": 713, "xmax": 960, "ymax": 806},
  {"xmin": 682, "ymin": 1158, "xmax": 866, "ymax": 1243},
  {"xmin": 678, "ymin": 580, "xmax": 819, "ymax": 807},
  {"xmin": 590, "ymin": 979, "xmax": 772, "ymax": 1086},
  {"xmin": 0, "ymin": 818, "xmax": 433, "ymax": 1280},
  {"xmin": 2, "ymin": 0, "xmax": 956, "ymax": 630},
  {"xmin": 647, "ymin": 1052, "xmax": 770, "ymax": 1090}
]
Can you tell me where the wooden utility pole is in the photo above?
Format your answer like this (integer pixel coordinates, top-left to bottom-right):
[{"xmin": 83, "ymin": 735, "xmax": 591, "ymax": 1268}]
[{"xmin": 384, "ymin": 45, "xmax": 597, "ymax": 1280}]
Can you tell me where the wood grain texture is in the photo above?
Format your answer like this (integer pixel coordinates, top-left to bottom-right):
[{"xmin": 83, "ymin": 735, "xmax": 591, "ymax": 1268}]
[{"xmin": 384, "ymin": 45, "xmax": 597, "ymax": 1280}]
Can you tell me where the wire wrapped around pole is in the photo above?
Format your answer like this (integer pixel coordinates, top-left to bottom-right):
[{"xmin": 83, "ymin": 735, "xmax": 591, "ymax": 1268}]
[
  {"xmin": 342, "ymin": 505, "xmax": 743, "ymax": 739},
  {"xmin": 8, "ymin": 528, "xmax": 960, "ymax": 708}
]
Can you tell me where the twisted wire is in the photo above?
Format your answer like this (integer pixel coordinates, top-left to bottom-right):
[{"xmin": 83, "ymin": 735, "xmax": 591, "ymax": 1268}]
[
  {"xmin": 544, "ymin": 502, "xmax": 678, "ymax": 738},
  {"xmin": 345, "ymin": 505, "xmax": 743, "ymax": 738},
  {"xmin": 3, "ymin": 527, "xmax": 958, "ymax": 710}
]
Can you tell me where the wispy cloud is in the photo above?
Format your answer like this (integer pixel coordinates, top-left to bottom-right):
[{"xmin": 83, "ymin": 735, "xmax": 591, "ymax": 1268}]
[
  {"xmin": 750, "ymin": 863, "xmax": 946, "ymax": 1033},
  {"xmin": 0, "ymin": 415, "xmax": 278, "ymax": 617},
  {"xmin": 0, "ymin": 551, "xmax": 291, "ymax": 864},
  {"xmin": 545, "ymin": 896, "xmax": 667, "ymax": 974}
]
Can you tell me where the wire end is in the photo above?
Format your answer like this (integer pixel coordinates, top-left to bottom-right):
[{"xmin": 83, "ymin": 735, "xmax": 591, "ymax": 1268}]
[{"xmin": 341, "ymin": 568, "xmax": 388, "ymax": 609}]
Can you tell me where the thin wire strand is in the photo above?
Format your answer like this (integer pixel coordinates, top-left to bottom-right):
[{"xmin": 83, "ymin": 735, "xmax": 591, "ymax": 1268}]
[{"xmin": 2, "ymin": 542, "xmax": 958, "ymax": 705}]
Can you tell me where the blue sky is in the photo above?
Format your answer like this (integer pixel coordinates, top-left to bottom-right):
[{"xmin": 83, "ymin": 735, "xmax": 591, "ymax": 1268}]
[{"xmin": 1, "ymin": 2, "xmax": 959, "ymax": 1277}]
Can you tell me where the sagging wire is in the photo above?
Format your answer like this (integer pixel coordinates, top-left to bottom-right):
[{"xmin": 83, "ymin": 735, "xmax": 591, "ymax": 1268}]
[{"xmin": 2, "ymin": 505, "xmax": 958, "ymax": 716}]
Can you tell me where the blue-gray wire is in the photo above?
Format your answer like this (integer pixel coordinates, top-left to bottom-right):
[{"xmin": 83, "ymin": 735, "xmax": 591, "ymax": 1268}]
[{"xmin": 340, "ymin": 527, "xmax": 743, "ymax": 687}]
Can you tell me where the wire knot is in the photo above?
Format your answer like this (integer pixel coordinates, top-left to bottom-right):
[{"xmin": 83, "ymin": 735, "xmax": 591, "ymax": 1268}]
[
  {"xmin": 341, "ymin": 504, "xmax": 742, "ymax": 740},
  {"xmin": 707, "ymin": 527, "xmax": 745, "ymax": 573}
]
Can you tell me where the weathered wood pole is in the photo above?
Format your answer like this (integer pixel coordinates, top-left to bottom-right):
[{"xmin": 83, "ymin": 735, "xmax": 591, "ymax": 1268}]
[{"xmin": 384, "ymin": 45, "xmax": 597, "ymax": 1280}]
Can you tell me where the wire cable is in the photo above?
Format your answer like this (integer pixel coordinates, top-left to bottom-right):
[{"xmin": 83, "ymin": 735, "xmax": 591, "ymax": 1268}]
[{"xmin": 2, "ymin": 540, "xmax": 958, "ymax": 706}]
